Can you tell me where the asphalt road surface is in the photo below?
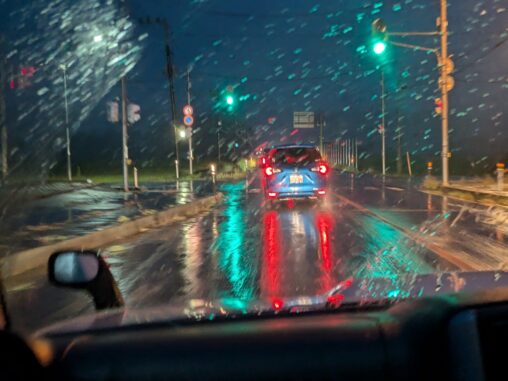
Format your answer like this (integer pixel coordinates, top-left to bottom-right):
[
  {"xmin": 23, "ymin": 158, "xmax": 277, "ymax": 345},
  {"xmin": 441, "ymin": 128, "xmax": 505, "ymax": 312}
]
[{"xmin": 5, "ymin": 172, "xmax": 508, "ymax": 334}]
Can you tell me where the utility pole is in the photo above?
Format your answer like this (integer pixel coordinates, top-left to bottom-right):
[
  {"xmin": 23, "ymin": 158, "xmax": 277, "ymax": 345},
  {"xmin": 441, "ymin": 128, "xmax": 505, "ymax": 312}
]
[
  {"xmin": 381, "ymin": 70, "xmax": 386, "ymax": 176},
  {"xmin": 138, "ymin": 17, "xmax": 179, "ymax": 178},
  {"xmin": 121, "ymin": 77, "xmax": 129, "ymax": 192},
  {"xmin": 439, "ymin": 0, "xmax": 450, "ymax": 186},
  {"xmin": 0, "ymin": 36, "xmax": 7, "ymax": 180},
  {"xmin": 186, "ymin": 68, "xmax": 193, "ymax": 176},
  {"xmin": 60, "ymin": 64, "xmax": 72, "ymax": 182}
]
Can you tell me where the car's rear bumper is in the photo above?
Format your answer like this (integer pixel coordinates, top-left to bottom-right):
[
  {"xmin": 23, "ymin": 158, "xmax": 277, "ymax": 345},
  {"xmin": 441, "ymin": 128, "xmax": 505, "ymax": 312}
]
[{"xmin": 265, "ymin": 187, "xmax": 327, "ymax": 200}]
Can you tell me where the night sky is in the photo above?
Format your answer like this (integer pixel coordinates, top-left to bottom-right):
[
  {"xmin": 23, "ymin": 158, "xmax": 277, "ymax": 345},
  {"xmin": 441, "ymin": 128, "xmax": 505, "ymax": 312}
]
[{"xmin": 0, "ymin": 0, "xmax": 507, "ymax": 176}]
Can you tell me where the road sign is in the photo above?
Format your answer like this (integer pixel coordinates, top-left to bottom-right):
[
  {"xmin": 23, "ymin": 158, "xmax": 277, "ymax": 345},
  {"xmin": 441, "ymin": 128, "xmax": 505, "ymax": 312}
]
[
  {"xmin": 439, "ymin": 75, "xmax": 455, "ymax": 92},
  {"xmin": 293, "ymin": 112, "xmax": 315, "ymax": 129},
  {"xmin": 127, "ymin": 103, "xmax": 141, "ymax": 124},
  {"xmin": 107, "ymin": 101, "xmax": 119, "ymax": 123},
  {"xmin": 183, "ymin": 115, "xmax": 194, "ymax": 127},
  {"xmin": 183, "ymin": 105, "xmax": 193, "ymax": 116}
]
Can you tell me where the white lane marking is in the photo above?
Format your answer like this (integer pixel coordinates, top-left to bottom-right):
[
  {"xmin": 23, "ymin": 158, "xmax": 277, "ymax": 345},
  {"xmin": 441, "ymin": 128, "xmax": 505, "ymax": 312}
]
[{"xmin": 386, "ymin": 186, "xmax": 405, "ymax": 192}]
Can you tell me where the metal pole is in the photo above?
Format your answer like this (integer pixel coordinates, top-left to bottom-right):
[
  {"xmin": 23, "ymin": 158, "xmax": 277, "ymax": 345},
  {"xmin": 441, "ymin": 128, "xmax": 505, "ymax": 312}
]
[
  {"xmin": 406, "ymin": 151, "xmax": 413, "ymax": 176},
  {"xmin": 381, "ymin": 70, "xmax": 386, "ymax": 176},
  {"xmin": 61, "ymin": 65, "xmax": 72, "ymax": 182},
  {"xmin": 440, "ymin": 0, "xmax": 450, "ymax": 185},
  {"xmin": 319, "ymin": 114, "xmax": 323, "ymax": 153},
  {"xmin": 0, "ymin": 38, "xmax": 7, "ymax": 179},
  {"xmin": 355, "ymin": 139, "xmax": 358, "ymax": 171},
  {"xmin": 217, "ymin": 120, "xmax": 221, "ymax": 167},
  {"xmin": 134, "ymin": 167, "xmax": 139, "ymax": 189},
  {"xmin": 189, "ymin": 132, "xmax": 193, "ymax": 176},
  {"xmin": 187, "ymin": 68, "xmax": 193, "ymax": 176},
  {"xmin": 121, "ymin": 77, "xmax": 129, "ymax": 192}
]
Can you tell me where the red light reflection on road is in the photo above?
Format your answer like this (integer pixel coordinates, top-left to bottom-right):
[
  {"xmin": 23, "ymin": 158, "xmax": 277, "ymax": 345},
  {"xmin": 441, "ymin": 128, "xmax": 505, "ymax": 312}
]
[
  {"xmin": 261, "ymin": 210, "xmax": 281, "ymax": 298},
  {"xmin": 316, "ymin": 211, "xmax": 335, "ymax": 292}
]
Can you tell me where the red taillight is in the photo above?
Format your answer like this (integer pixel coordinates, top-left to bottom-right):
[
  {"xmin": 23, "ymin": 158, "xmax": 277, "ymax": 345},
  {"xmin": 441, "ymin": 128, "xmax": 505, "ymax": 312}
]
[
  {"xmin": 262, "ymin": 157, "xmax": 266, "ymax": 165},
  {"xmin": 268, "ymin": 192, "xmax": 277, "ymax": 198},
  {"xmin": 265, "ymin": 166, "xmax": 274, "ymax": 176},
  {"xmin": 272, "ymin": 298, "xmax": 284, "ymax": 311},
  {"xmin": 317, "ymin": 190, "xmax": 326, "ymax": 195},
  {"xmin": 318, "ymin": 163, "xmax": 328, "ymax": 175}
]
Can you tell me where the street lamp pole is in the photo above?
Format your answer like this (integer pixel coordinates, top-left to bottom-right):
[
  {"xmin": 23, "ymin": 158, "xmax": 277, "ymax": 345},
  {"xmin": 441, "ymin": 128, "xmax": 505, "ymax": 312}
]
[{"xmin": 60, "ymin": 64, "xmax": 72, "ymax": 182}]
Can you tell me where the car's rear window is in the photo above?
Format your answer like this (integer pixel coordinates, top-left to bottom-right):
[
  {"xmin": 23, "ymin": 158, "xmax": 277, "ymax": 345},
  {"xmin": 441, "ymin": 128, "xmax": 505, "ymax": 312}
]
[{"xmin": 272, "ymin": 147, "xmax": 321, "ymax": 166}]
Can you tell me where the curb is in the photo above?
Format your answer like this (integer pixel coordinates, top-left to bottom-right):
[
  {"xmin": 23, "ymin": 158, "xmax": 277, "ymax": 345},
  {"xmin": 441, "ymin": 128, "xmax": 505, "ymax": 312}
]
[{"xmin": 1, "ymin": 193, "xmax": 223, "ymax": 279}]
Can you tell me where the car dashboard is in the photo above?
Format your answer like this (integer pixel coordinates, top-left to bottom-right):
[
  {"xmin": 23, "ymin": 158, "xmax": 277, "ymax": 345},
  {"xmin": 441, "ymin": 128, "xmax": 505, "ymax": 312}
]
[{"xmin": 4, "ymin": 288, "xmax": 508, "ymax": 381}]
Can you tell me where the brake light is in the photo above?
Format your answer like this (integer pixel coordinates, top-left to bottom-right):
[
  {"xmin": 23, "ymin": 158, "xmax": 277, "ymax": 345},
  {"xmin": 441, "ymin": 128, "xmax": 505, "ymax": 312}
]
[
  {"xmin": 318, "ymin": 163, "xmax": 328, "ymax": 175},
  {"xmin": 317, "ymin": 190, "xmax": 326, "ymax": 195},
  {"xmin": 265, "ymin": 166, "xmax": 274, "ymax": 176},
  {"xmin": 262, "ymin": 157, "xmax": 266, "ymax": 165},
  {"xmin": 268, "ymin": 192, "xmax": 277, "ymax": 198}
]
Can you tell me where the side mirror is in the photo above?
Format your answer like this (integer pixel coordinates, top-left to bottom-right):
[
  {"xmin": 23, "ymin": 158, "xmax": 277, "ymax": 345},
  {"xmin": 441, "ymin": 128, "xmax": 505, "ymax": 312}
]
[
  {"xmin": 48, "ymin": 251, "xmax": 124, "ymax": 310},
  {"xmin": 48, "ymin": 251, "xmax": 99, "ymax": 287}
]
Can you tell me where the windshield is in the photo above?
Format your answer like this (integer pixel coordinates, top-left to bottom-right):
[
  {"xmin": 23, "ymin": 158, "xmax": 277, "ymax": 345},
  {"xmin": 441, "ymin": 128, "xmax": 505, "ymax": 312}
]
[
  {"xmin": 272, "ymin": 147, "xmax": 322, "ymax": 166},
  {"xmin": 0, "ymin": 0, "xmax": 507, "ymax": 336}
]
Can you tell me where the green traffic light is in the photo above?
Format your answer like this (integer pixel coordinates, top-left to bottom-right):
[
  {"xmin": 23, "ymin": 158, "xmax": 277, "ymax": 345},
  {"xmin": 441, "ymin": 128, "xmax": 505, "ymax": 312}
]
[
  {"xmin": 373, "ymin": 41, "xmax": 387, "ymax": 55},
  {"xmin": 226, "ymin": 95, "xmax": 234, "ymax": 105}
]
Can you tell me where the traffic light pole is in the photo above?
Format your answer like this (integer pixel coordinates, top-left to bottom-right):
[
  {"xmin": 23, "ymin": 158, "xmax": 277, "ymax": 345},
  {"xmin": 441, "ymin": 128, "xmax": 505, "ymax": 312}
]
[
  {"xmin": 121, "ymin": 77, "xmax": 129, "ymax": 192},
  {"xmin": 439, "ymin": 0, "xmax": 450, "ymax": 186},
  {"xmin": 375, "ymin": 0, "xmax": 449, "ymax": 184}
]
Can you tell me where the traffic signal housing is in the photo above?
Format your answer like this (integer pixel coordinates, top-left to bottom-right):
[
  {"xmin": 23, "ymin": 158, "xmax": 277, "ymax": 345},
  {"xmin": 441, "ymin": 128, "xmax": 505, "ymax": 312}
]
[{"xmin": 371, "ymin": 18, "xmax": 387, "ymax": 55}]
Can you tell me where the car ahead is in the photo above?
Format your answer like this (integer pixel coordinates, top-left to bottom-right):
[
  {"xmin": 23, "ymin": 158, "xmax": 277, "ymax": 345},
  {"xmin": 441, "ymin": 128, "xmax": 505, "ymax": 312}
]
[{"xmin": 263, "ymin": 144, "xmax": 329, "ymax": 202}]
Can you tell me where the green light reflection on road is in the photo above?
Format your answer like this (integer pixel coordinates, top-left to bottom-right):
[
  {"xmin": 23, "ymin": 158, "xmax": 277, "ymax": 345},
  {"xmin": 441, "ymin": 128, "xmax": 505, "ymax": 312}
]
[{"xmin": 214, "ymin": 183, "xmax": 257, "ymax": 302}]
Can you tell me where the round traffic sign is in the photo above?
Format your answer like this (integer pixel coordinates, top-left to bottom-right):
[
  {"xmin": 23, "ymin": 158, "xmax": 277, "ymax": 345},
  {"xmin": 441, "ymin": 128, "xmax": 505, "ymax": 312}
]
[
  {"xmin": 183, "ymin": 105, "xmax": 193, "ymax": 116},
  {"xmin": 183, "ymin": 115, "xmax": 194, "ymax": 127}
]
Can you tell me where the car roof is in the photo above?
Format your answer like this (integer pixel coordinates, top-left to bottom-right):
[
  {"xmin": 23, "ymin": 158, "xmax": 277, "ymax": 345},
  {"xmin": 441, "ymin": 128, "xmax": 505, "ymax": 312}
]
[{"xmin": 272, "ymin": 144, "xmax": 317, "ymax": 149}]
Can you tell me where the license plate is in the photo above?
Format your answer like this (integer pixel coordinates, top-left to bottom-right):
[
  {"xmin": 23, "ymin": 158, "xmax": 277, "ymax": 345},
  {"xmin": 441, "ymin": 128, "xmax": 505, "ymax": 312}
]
[{"xmin": 290, "ymin": 174, "xmax": 303, "ymax": 184}]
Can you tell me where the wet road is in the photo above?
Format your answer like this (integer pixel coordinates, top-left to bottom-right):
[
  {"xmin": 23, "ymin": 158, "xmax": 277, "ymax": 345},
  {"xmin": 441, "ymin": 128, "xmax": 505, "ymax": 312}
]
[{"xmin": 5, "ymin": 171, "xmax": 508, "ymax": 334}]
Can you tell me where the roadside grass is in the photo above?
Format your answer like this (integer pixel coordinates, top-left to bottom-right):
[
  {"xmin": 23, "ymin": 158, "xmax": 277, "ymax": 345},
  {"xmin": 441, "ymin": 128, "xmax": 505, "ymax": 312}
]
[
  {"xmin": 421, "ymin": 176, "xmax": 440, "ymax": 190},
  {"xmin": 48, "ymin": 170, "xmax": 247, "ymax": 184}
]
